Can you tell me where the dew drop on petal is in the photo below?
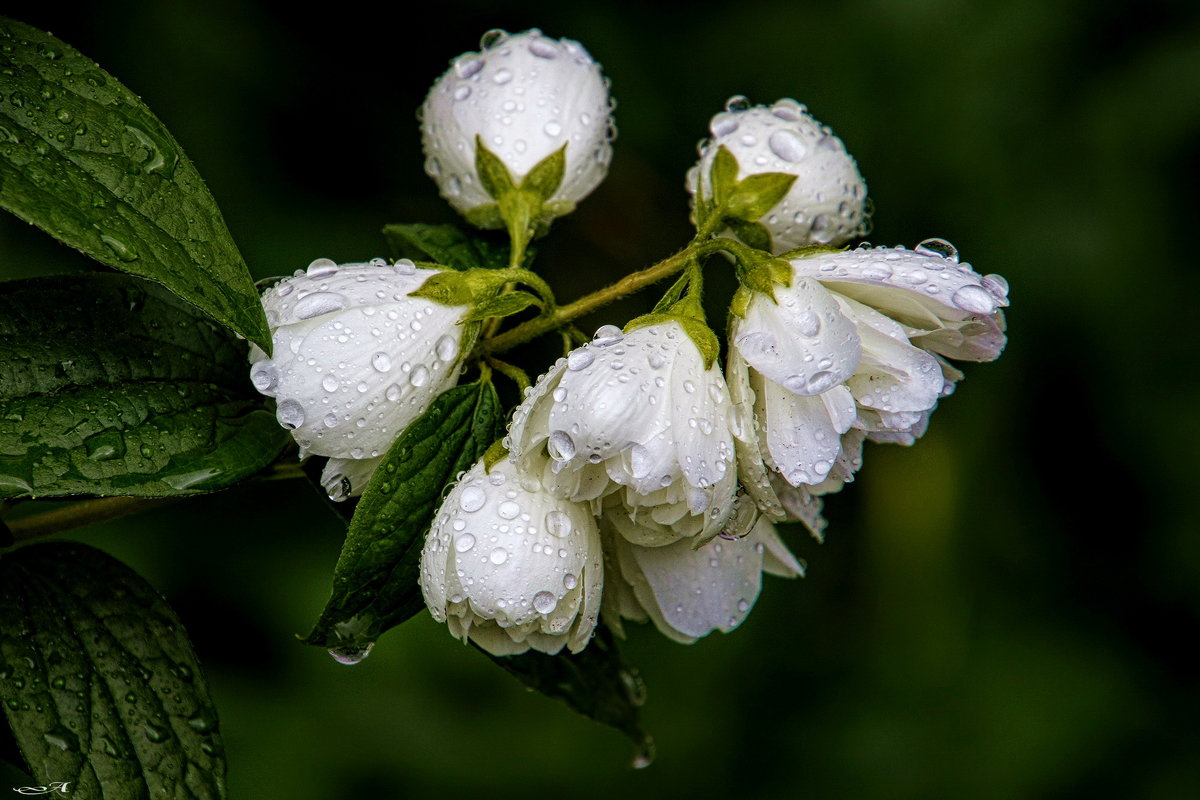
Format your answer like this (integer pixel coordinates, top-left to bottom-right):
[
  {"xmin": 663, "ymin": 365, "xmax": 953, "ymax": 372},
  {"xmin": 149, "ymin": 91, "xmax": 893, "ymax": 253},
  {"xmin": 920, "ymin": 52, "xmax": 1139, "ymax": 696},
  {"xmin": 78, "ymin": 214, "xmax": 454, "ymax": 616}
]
[
  {"xmin": 548, "ymin": 430, "xmax": 576, "ymax": 461},
  {"xmin": 489, "ymin": 547, "xmax": 509, "ymax": 565},
  {"xmin": 277, "ymin": 399, "xmax": 305, "ymax": 429},
  {"xmin": 629, "ymin": 443, "xmax": 652, "ymax": 478},
  {"xmin": 394, "ymin": 259, "xmax": 417, "ymax": 276},
  {"xmin": 251, "ymin": 362, "xmax": 279, "ymax": 393},
  {"xmin": 371, "ymin": 352, "xmax": 392, "ymax": 372},
  {"xmin": 951, "ymin": 285, "xmax": 995, "ymax": 314},
  {"xmin": 455, "ymin": 533, "xmax": 476, "ymax": 552},
  {"xmin": 294, "ymin": 292, "xmax": 347, "ymax": 320},
  {"xmin": 567, "ymin": 349, "xmax": 594, "ymax": 371},
  {"xmin": 563, "ymin": 573, "xmax": 578, "ymax": 590},
  {"xmin": 305, "ymin": 258, "xmax": 338, "ymax": 277},
  {"xmin": 533, "ymin": 591, "xmax": 557, "ymax": 614},
  {"xmin": 459, "ymin": 486, "xmax": 486, "ymax": 512},
  {"xmin": 385, "ymin": 384, "xmax": 402, "ymax": 402},
  {"xmin": 915, "ymin": 238, "xmax": 959, "ymax": 261},
  {"xmin": 323, "ymin": 413, "xmax": 338, "ymax": 428},
  {"xmin": 498, "ymin": 501, "xmax": 520, "ymax": 520},
  {"xmin": 545, "ymin": 510, "xmax": 572, "ymax": 537},
  {"xmin": 768, "ymin": 130, "xmax": 806, "ymax": 162},
  {"xmin": 322, "ymin": 375, "xmax": 339, "ymax": 393},
  {"xmin": 435, "ymin": 335, "xmax": 459, "ymax": 361},
  {"xmin": 410, "ymin": 365, "xmax": 430, "ymax": 387},
  {"xmin": 592, "ymin": 325, "xmax": 623, "ymax": 346}
]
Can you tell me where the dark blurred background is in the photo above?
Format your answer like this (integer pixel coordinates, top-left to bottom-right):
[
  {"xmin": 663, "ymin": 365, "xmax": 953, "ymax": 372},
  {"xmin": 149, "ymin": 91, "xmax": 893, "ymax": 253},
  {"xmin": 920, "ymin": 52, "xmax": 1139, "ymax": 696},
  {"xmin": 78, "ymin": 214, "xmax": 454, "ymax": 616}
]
[{"xmin": 2, "ymin": 0, "xmax": 1198, "ymax": 797}]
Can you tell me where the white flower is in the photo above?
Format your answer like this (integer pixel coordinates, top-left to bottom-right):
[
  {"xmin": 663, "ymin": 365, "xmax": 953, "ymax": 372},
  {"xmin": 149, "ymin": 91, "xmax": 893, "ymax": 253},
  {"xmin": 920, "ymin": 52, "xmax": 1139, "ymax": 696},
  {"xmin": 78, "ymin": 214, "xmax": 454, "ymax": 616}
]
[
  {"xmin": 421, "ymin": 29, "xmax": 614, "ymax": 223},
  {"xmin": 729, "ymin": 242, "xmax": 1008, "ymax": 501},
  {"xmin": 602, "ymin": 517, "xmax": 803, "ymax": 644},
  {"xmin": 419, "ymin": 456, "xmax": 603, "ymax": 656},
  {"xmin": 687, "ymin": 98, "xmax": 868, "ymax": 252},
  {"xmin": 507, "ymin": 321, "xmax": 738, "ymax": 546},
  {"xmin": 248, "ymin": 258, "xmax": 469, "ymax": 485}
]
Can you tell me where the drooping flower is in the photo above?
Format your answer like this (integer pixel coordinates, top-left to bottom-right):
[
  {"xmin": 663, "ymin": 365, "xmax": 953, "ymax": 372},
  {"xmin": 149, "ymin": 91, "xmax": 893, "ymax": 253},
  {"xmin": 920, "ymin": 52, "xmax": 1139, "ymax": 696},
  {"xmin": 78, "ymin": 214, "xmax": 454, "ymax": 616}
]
[
  {"xmin": 421, "ymin": 28, "xmax": 614, "ymax": 226},
  {"xmin": 419, "ymin": 456, "xmax": 603, "ymax": 656},
  {"xmin": 602, "ymin": 517, "xmax": 804, "ymax": 644},
  {"xmin": 687, "ymin": 98, "xmax": 868, "ymax": 252},
  {"xmin": 507, "ymin": 321, "xmax": 738, "ymax": 546},
  {"xmin": 248, "ymin": 258, "xmax": 470, "ymax": 496},
  {"xmin": 729, "ymin": 242, "xmax": 1008, "ymax": 504}
]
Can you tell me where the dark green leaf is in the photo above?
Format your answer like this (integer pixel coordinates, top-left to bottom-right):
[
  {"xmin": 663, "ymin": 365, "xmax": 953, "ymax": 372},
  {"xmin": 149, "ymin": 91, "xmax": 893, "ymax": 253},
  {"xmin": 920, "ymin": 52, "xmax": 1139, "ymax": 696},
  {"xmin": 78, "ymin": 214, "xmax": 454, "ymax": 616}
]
[
  {"xmin": 381, "ymin": 223, "xmax": 516, "ymax": 271},
  {"xmin": 461, "ymin": 291, "xmax": 540, "ymax": 323},
  {"xmin": 726, "ymin": 172, "xmax": 797, "ymax": 222},
  {"xmin": 727, "ymin": 218, "xmax": 773, "ymax": 252},
  {"xmin": 0, "ymin": 541, "xmax": 226, "ymax": 799},
  {"xmin": 478, "ymin": 626, "xmax": 654, "ymax": 766},
  {"xmin": 304, "ymin": 381, "xmax": 503, "ymax": 654},
  {"xmin": 519, "ymin": 144, "xmax": 566, "ymax": 201},
  {"xmin": 0, "ymin": 19, "xmax": 270, "ymax": 354},
  {"xmin": 474, "ymin": 136, "xmax": 516, "ymax": 201},
  {"xmin": 0, "ymin": 274, "xmax": 289, "ymax": 498}
]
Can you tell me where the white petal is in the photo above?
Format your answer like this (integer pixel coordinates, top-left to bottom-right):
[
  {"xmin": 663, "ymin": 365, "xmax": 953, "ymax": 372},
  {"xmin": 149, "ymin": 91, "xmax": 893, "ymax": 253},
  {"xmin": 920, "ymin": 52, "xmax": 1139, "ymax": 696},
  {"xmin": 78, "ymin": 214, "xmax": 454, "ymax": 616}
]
[
  {"xmin": 507, "ymin": 357, "xmax": 567, "ymax": 462},
  {"xmin": 726, "ymin": 349, "xmax": 786, "ymax": 521},
  {"xmin": 320, "ymin": 455, "xmax": 384, "ymax": 501},
  {"xmin": 753, "ymin": 519, "xmax": 805, "ymax": 578},
  {"xmin": 735, "ymin": 277, "xmax": 861, "ymax": 396},
  {"xmin": 835, "ymin": 296, "xmax": 943, "ymax": 415},
  {"xmin": 758, "ymin": 375, "xmax": 844, "ymax": 486}
]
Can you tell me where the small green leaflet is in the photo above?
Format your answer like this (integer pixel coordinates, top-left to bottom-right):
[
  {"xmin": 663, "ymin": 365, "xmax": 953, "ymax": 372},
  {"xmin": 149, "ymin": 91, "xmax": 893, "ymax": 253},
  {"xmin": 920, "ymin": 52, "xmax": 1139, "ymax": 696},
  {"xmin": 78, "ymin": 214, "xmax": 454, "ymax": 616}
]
[
  {"xmin": 461, "ymin": 291, "xmax": 540, "ymax": 323},
  {"xmin": 304, "ymin": 381, "xmax": 503, "ymax": 655},
  {"xmin": 0, "ymin": 542, "xmax": 226, "ymax": 799},
  {"xmin": 478, "ymin": 626, "xmax": 654, "ymax": 767},
  {"xmin": 0, "ymin": 274, "xmax": 289, "ymax": 498},
  {"xmin": 0, "ymin": 19, "xmax": 271, "ymax": 354},
  {"xmin": 381, "ymin": 223, "xmax": 522, "ymax": 271}
]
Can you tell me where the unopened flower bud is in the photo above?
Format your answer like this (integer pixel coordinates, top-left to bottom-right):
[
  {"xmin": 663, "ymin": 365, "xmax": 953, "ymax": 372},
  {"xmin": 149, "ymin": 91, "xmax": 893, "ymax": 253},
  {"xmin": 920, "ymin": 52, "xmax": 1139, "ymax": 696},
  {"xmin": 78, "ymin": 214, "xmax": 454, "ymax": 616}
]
[
  {"xmin": 421, "ymin": 29, "xmax": 614, "ymax": 226},
  {"xmin": 688, "ymin": 97, "xmax": 868, "ymax": 252},
  {"xmin": 248, "ymin": 258, "xmax": 470, "ymax": 464}
]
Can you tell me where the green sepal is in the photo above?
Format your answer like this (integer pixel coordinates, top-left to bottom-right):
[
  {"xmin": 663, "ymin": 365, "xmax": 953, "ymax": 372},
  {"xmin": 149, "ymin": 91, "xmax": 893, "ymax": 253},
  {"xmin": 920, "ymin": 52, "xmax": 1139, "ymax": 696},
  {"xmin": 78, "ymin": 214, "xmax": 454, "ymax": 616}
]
[
  {"xmin": 625, "ymin": 312, "xmax": 720, "ymax": 370},
  {"xmin": 521, "ymin": 144, "xmax": 567, "ymax": 202},
  {"xmin": 475, "ymin": 135, "xmax": 517, "ymax": 200},
  {"xmin": 461, "ymin": 291, "xmax": 540, "ymax": 323},
  {"xmin": 729, "ymin": 286, "xmax": 754, "ymax": 318},
  {"xmin": 0, "ymin": 542, "xmax": 227, "ymax": 798},
  {"xmin": 732, "ymin": 245, "xmax": 793, "ymax": 301},
  {"xmin": 650, "ymin": 271, "xmax": 691, "ymax": 315},
  {"xmin": 775, "ymin": 242, "xmax": 847, "ymax": 261},
  {"xmin": 728, "ymin": 218, "xmax": 773, "ymax": 252},
  {"xmin": 711, "ymin": 146, "xmax": 739, "ymax": 208},
  {"xmin": 0, "ymin": 19, "xmax": 271, "ymax": 355},
  {"xmin": 462, "ymin": 203, "xmax": 504, "ymax": 230},
  {"xmin": 725, "ymin": 172, "xmax": 797, "ymax": 222},
  {"xmin": 476, "ymin": 625, "xmax": 654, "ymax": 768},
  {"xmin": 302, "ymin": 381, "xmax": 504, "ymax": 653},
  {"xmin": 481, "ymin": 439, "xmax": 509, "ymax": 472}
]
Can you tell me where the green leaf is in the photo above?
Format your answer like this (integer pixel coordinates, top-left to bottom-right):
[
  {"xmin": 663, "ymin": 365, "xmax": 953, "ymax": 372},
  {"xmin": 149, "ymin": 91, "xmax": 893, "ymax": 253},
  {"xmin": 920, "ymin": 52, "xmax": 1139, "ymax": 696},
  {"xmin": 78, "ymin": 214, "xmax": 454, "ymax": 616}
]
[
  {"xmin": 0, "ymin": 541, "xmax": 226, "ymax": 799},
  {"xmin": 0, "ymin": 274, "xmax": 289, "ymax": 498},
  {"xmin": 303, "ymin": 381, "xmax": 503, "ymax": 655},
  {"xmin": 478, "ymin": 626, "xmax": 654, "ymax": 766},
  {"xmin": 474, "ymin": 136, "xmax": 516, "ymax": 201},
  {"xmin": 0, "ymin": 19, "xmax": 270, "ymax": 354},
  {"xmin": 710, "ymin": 145, "xmax": 739, "ymax": 208},
  {"xmin": 519, "ymin": 144, "xmax": 566, "ymax": 202},
  {"xmin": 461, "ymin": 291, "xmax": 540, "ymax": 323},
  {"xmin": 381, "ymin": 223, "xmax": 517, "ymax": 271},
  {"xmin": 726, "ymin": 172, "xmax": 797, "ymax": 222}
]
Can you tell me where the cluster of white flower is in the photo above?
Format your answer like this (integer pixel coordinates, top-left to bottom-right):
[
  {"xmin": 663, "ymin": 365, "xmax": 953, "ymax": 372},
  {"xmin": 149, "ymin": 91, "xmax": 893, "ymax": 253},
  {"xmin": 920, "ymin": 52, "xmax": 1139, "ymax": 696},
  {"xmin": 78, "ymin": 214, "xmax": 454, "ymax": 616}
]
[{"xmin": 249, "ymin": 29, "xmax": 1009, "ymax": 658}]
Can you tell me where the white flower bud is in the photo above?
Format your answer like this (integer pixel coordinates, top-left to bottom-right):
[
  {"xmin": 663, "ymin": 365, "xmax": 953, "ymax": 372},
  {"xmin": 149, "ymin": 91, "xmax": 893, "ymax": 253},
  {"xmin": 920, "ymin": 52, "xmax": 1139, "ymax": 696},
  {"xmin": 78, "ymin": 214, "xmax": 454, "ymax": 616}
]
[
  {"xmin": 421, "ymin": 29, "xmax": 614, "ymax": 223},
  {"xmin": 507, "ymin": 321, "xmax": 738, "ymax": 546},
  {"xmin": 687, "ymin": 97, "xmax": 868, "ymax": 252},
  {"xmin": 247, "ymin": 258, "xmax": 469, "ymax": 464},
  {"xmin": 729, "ymin": 241, "xmax": 1008, "ymax": 496},
  {"xmin": 419, "ymin": 456, "xmax": 603, "ymax": 656}
]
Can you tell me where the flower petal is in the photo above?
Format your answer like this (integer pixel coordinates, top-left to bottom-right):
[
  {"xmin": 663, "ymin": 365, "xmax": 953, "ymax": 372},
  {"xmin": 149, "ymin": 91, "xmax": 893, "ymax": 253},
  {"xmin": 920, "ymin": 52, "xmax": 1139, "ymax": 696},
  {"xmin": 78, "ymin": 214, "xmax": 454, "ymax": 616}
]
[
  {"xmin": 758, "ymin": 374, "xmax": 846, "ymax": 486},
  {"xmin": 835, "ymin": 296, "xmax": 944, "ymax": 415}
]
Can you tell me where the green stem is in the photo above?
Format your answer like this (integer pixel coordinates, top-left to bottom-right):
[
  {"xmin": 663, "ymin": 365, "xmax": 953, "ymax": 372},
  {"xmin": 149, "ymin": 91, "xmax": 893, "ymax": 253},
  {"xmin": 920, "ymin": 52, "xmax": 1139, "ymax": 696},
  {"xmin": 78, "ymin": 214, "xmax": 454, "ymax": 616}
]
[{"xmin": 476, "ymin": 238, "xmax": 733, "ymax": 357}]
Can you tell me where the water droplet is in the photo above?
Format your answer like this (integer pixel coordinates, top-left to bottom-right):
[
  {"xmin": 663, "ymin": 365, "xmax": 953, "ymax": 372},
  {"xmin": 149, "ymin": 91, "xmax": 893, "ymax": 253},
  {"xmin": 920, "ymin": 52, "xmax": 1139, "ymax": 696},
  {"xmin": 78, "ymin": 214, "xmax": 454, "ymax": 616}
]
[
  {"xmin": 84, "ymin": 430, "xmax": 126, "ymax": 461},
  {"xmin": 563, "ymin": 573, "xmax": 578, "ymax": 590},
  {"xmin": 453, "ymin": 84, "xmax": 471, "ymax": 101},
  {"xmin": 737, "ymin": 598, "xmax": 750, "ymax": 612},
  {"xmin": 371, "ymin": 352, "xmax": 392, "ymax": 372},
  {"xmin": 100, "ymin": 233, "xmax": 139, "ymax": 262},
  {"xmin": 54, "ymin": 108, "xmax": 72, "ymax": 124},
  {"xmin": 328, "ymin": 643, "xmax": 374, "ymax": 665},
  {"xmin": 321, "ymin": 375, "xmax": 339, "ymax": 393},
  {"xmin": 306, "ymin": 257, "xmax": 338, "ymax": 277},
  {"xmin": 567, "ymin": 349, "xmax": 594, "ymax": 371},
  {"xmin": 493, "ymin": 68, "xmax": 513, "ymax": 85},
  {"xmin": 629, "ymin": 443, "xmax": 652, "ymax": 478},
  {"xmin": 459, "ymin": 486, "xmax": 486, "ymax": 512},
  {"xmin": 592, "ymin": 325, "xmax": 623, "ymax": 345},
  {"xmin": 545, "ymin": 510, "xmax": 572, "ymax": 537},
  {"xmin": 385, "ymin": 383, "xmax": 402, "ymax": 402},
  {"xmin": 277, "ymin": 399, "xmax": 305, "ymax": 429},
  {"xmin": 982, "ymin": 273, "xmax": 1009, "ymax": 298},
  {"xmin": 251, "ymin": 362, "xmax": 279, "ymax": 394},
  {"xmin": 435, "ymin": 334, "xmax": 459, "ymax": 362},
  {"xmin": 143, "ymin": 723, "xmax": 170, "ymax": 743},
  {"xmin": 543, "ymin": 120, "xmax": 563, "ymax": 137},
  {"xmin": 498, "ymin": 501, "xmax": 520, "ymax": 520},
  {"xmin": 724, "ymin": 95, "xmax": 751, "ymax": 112},
  {"xmin": 548, "ymin": 430, "xmax": 576, "ymax": 461},
  {"xmin": 322, "ymin": 412, "xmax": 338, "ymax": 428},
  {"xmin": 862, "ymin": 262, "xmax": 893, "ymax": 281},
  {"xmin": 410, "ymin": 365, "xmax": 430, "ymax": 387},
  {"xmin": 951, "ymin": 285, "xmax": 995, "ymax": 314},
  {"xmin": 394, "ymin": 258, "xmax": 416, "ymax": 276},
  {"xmin": 533, "ymin": 591, "xmax": 557, "ymax": 614},
  {"xmin": 768, "ymin": 129, "xmax": 806, "ymax": 162},
  {"xmin": 187, "ymin": 712, "xmax": 217, "ymax": 733},
  {"xmin": 480, "ymin": 29, "xmax": 508, "ymax": 48},
  {"xmin": 529, "ymin": 37, "xmax": 560, "ymax": 58},
  {"xmin": 915, "ymin": 238, "xmax": 959, "ymax": 261},
  {"xmin": 294, "ymin": 292, "xmax": 347, "ymax": 319},
  {"xmin": 489, "ymin": 547, "xmax": 509, "ymax": 565},
  {"xmin": 552, "ymin": 386, "xmax": 568, "ymax": 402},
  {"xmin": 455, "ymin": 56, "xmax": 483, "ymax": 79},
  {"xmin": 805, "ymin": 371, "xmax": 837, "ymax": 394},
  {"xmin": 795, "ymin": 310, "xmax": 821, "ymax": 337},
  {"xmin": 43, "ymin": 726, "xmax": 78, "ymax": 752},
  {"xmin": 455, "ymin": 533, "xmax": 477, "ymax": 552}
]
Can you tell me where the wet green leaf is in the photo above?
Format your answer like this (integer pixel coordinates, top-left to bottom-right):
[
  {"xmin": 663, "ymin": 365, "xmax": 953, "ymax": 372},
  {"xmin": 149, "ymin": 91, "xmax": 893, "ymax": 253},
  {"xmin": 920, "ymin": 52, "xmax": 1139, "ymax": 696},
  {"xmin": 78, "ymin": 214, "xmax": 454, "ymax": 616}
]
[
  {"xmin": 0, "ymin": 19, "xmax": 270, "ymax": 353},
  {"xmin": 0, "ymin": 541, "xmax": 226, "ymax": 799},
  {"xmin": 478, "ymin": 626, "xmax": 654, "ymax": 766},
  {"xmin": 303, "ymin": 381, "xmax": 503, "ymax": 654},
  {"xmin": 0, "ymin": 274, "xmax": 288, "ymax": 498}
]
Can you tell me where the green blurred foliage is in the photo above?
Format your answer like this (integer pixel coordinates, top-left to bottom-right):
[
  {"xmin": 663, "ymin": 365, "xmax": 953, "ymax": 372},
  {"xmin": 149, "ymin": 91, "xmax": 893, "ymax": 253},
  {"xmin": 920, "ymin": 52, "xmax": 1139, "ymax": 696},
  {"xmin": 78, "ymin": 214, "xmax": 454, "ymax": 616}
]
[{"xmin": 2, "ymin": 0, "xmax": 1198, "ymax": 797}]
